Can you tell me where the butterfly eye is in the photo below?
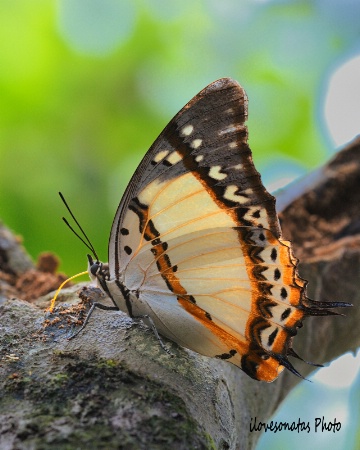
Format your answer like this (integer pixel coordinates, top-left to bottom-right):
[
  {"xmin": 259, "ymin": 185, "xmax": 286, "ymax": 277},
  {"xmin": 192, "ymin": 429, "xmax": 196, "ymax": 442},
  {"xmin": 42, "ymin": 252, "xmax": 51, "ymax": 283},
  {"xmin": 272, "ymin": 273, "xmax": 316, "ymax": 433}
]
[{"xmin": 90, "ymin": 261, "xmax": 101, "ymax": 276}]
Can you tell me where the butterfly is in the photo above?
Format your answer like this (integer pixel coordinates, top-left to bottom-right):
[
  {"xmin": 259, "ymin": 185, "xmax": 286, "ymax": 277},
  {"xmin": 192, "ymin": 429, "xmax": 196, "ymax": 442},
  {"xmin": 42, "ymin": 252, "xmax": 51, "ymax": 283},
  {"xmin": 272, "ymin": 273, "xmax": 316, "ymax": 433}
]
[{"xmin": 58, "ymin": 78, "xmax": 349, "ymax": 382}]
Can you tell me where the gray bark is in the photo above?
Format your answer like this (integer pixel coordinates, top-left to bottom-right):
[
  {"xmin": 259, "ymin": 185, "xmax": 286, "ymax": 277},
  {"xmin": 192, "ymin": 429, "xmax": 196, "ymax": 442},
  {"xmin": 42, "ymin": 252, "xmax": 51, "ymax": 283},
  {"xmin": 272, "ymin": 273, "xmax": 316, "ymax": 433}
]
[{"xmin": 1, "ymin": 137, "xmax": 359, "ymax": 450}]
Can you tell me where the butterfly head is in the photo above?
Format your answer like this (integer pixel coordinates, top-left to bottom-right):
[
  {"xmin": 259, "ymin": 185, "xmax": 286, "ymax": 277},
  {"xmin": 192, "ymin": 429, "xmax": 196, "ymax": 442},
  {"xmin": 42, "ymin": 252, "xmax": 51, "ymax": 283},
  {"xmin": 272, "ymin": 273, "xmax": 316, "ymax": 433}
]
[{"xmin": 87, "ymin": 254, "xmax": 110, "ymax": 285}]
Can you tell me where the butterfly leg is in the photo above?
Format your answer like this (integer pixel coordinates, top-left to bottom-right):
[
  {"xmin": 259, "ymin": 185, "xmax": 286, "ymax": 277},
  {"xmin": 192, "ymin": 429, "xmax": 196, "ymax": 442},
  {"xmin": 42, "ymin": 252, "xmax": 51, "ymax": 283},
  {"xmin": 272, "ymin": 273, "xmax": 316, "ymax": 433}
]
[
  {"xmin": 67, "ymin": 302, "xmax": 119, "ymax": 340},
  {"xmin": 133, "ymin": 314, "xmax": 174, "ymax": 357}
]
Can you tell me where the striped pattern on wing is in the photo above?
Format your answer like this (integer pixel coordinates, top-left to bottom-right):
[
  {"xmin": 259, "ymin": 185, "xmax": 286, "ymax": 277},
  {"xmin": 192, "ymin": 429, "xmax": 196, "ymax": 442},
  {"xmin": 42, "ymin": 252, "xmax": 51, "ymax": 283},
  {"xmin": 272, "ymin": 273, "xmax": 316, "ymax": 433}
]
[
  {"xmin": 124, "ymin": 223, "xmax": 306, "ymax": 381},
  {"xmin": 108, "ymin": 78, "xmax": 307, "ymax": 381},
  {"xmin": 109, "ymin": 79, "xmax": 280, "ymax": 279}
]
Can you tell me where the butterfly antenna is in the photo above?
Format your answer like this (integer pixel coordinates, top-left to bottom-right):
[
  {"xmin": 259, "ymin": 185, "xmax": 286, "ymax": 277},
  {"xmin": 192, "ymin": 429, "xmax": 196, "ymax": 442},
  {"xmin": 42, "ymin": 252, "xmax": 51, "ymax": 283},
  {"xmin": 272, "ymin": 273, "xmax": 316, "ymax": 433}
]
[{"xmin": 59, "ymin": 192, "xmax": 100, "ymax": 261}]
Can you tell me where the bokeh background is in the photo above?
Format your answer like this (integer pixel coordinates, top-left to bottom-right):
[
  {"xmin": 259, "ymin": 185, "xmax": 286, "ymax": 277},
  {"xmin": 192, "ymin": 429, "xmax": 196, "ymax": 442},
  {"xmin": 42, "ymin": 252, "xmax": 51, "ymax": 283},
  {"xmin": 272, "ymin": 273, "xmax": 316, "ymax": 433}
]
[{"xmin": 1, "ymin": 1, "xmax": 359, "ymax": 448}]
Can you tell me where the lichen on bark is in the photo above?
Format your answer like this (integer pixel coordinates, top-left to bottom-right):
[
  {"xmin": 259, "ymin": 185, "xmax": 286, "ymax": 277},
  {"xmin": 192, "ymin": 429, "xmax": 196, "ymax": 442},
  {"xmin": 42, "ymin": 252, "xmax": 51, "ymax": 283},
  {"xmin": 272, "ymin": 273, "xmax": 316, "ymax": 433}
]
[{"xmin": 1, "ymin": 137, "xmax": 360, "ymax": 450}]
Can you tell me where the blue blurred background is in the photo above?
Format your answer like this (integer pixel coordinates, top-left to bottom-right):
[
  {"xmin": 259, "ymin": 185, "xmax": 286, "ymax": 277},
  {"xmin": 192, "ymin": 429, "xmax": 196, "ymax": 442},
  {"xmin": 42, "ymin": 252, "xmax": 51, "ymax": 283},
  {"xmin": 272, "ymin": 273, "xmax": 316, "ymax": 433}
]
[{"xmin": 1, "ymin": 1, "xmax": 359, "ymax": 448}]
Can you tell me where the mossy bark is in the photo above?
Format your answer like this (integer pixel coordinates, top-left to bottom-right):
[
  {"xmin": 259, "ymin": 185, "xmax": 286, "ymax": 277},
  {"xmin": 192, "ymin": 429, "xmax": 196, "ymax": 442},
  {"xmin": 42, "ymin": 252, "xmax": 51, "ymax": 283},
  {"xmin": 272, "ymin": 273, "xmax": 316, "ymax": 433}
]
[{"xmin": 1, "ymin": 137, "xmax": 360, "ymax": 450}]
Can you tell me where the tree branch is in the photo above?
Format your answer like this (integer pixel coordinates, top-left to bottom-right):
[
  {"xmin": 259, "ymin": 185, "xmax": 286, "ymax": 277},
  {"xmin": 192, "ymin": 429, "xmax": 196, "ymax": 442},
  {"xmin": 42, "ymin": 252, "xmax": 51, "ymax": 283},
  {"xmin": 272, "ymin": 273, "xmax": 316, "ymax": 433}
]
[{"xmin": 1, "ymin": 137, "xmax": 359, "ymax": 450}]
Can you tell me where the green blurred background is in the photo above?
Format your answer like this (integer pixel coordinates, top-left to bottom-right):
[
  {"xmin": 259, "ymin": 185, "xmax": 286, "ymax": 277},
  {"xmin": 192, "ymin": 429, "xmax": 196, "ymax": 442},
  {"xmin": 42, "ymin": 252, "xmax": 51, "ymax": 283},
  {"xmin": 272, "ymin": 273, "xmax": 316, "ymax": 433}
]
[
  {"xmin": 1, "ymin": 1, "xmax": 359, "ymax": 449},
  {"xmin": 2, "ymin": 0, "xmax": 359, "ymax": 276}
]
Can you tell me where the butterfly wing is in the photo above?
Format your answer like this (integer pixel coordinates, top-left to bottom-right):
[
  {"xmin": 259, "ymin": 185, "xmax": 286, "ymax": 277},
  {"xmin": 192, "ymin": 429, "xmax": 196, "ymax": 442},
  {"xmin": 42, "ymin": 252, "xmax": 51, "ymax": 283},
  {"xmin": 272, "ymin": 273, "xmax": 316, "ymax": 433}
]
[
  {"xmin": 107, "ymin": 78, "xmax": 310, "ymax": 381},
  {"xmin": 109, "ymin": 79, "xmax": 280, "ymax": 269}
]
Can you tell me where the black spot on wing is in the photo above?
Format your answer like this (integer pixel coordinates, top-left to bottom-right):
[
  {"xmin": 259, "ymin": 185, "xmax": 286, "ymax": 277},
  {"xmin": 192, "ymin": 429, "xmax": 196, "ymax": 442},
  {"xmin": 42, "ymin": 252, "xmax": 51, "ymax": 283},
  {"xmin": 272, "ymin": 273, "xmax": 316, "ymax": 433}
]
[
  {"xmin": 216, "ymin": 349, "xmax": 237, "ymax": 360},
  {"xmin": 270, "ymin": 248, "xmax": 277, "ymax": 262},
  {"xmin": 274, "ymin": 268, "xmax": 281, "ymax": 281},
  {"xmin": 281, "ymin": 308, "xmax": 291, "ymax": 321},
  {"xmin": 124, "ymin": 246, "xmax": 132, "ymax": 255}
]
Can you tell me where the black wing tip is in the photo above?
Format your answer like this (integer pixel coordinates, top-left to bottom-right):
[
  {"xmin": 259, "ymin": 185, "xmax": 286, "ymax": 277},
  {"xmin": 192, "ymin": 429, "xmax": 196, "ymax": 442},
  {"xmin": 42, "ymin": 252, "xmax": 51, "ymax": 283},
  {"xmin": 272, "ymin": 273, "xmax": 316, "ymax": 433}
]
[
  {"xmin": 182, "ymin": 77, "xmax": 247, "ymax": 116},
  {"xmin": 214, "ymin": 77, "xmax": 239, "ymax": 86},
  {"xmin": 204, "ymin": 77, "xmax": 244, "ymax": 94}
]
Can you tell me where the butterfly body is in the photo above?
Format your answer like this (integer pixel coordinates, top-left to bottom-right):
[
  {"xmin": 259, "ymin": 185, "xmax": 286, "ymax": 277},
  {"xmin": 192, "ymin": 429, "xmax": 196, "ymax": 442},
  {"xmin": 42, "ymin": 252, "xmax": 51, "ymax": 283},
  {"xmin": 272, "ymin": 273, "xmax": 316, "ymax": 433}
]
[{"xmin": 86, "ymin": 78, "xmax": 346, "ymax": 382}]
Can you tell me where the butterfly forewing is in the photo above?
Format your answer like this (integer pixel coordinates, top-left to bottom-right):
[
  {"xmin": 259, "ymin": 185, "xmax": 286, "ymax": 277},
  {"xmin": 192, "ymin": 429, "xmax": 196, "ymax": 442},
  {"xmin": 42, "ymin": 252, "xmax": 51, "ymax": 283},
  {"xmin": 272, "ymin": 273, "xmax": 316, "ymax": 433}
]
[
  {"xmin": 109, "ymin": 79, "xmax": 280, "ymax": 273},
  {"xmin": 107, "ymin": 78, "xmax": 308, "ymax": 381}
]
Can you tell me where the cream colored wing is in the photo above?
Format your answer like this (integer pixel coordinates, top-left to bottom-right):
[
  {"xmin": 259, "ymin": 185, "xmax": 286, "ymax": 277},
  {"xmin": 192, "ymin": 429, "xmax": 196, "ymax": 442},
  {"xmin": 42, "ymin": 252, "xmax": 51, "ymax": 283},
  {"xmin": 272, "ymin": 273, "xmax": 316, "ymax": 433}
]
[{"xmin": 107, "ymin": 78, "xmax": 348, "ymax": 382}]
